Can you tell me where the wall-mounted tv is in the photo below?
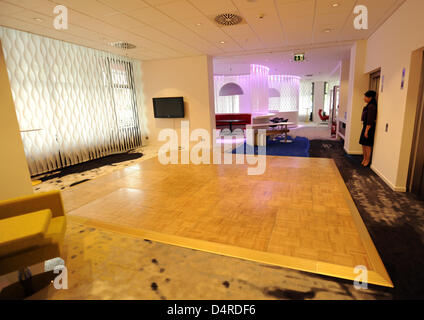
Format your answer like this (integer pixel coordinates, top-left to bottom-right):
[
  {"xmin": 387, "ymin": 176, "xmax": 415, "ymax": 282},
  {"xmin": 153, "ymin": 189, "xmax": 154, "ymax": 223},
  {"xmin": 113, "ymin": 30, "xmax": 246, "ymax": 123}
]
[{"xmin": 153, "ymin": 97, "xmax": 185, "ymax": 119}]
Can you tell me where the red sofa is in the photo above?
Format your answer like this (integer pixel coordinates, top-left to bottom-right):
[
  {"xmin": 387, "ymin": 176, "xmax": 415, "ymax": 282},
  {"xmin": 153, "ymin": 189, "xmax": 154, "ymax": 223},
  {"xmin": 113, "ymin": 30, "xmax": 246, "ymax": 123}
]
[{"xmin": 216, "ymin": 113, "xmax": 252, "ymax": 127}]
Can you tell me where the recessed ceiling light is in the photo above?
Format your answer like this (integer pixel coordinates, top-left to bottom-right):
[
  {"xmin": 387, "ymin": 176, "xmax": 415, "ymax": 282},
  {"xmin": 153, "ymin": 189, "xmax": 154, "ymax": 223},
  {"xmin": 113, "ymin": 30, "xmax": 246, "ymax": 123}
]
[
  {"xmin": 324, "ymin": 29, "xmax": 332, "ymax": 33},
  {"xmin": 33, "ymin": 18, "xmax": 43, "ymax": 22},
  {"xmin": 332, "ymin": 3, "xmax": 340, "ymax": 7},
  {"xmin": 196, "ymin": 23, "xmax": 202, "ymax": 26},
  {"xmin": 220, "ymin": 41, "xmax": 225, "ymax": 44}
]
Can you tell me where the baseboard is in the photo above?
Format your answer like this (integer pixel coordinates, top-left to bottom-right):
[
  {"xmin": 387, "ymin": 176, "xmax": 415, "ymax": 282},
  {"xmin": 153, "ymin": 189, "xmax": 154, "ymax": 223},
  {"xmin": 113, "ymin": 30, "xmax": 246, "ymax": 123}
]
[
  {"xmin": 371, "ymin": 164, "xmax": 407, "ymax": 193},
  {"xmin": 343, "ymin": 146, "xmax": 363, "ymax": 155}
]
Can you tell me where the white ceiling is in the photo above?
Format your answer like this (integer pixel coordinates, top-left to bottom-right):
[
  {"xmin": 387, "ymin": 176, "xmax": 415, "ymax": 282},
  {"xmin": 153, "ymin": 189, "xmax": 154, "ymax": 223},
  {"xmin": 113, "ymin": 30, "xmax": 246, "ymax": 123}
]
[
  {"xmin": 214, "ymin": 45, "xmax": 350, "ymax": 80},
  {"xmin": 0, "ymin": 0, "xmax": 405, "ymax": 61}
]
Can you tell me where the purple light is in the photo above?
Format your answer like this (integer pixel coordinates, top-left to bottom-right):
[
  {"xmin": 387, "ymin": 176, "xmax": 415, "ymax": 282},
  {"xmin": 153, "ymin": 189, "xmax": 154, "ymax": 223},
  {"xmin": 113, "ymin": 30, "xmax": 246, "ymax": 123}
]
[
  {"xmin": 250, "ymin": 64, "xmax": 269, "ymax": 114},
  {"xmin": 214, "ymin": 68, "xmax": 301, "ymax": 114}
]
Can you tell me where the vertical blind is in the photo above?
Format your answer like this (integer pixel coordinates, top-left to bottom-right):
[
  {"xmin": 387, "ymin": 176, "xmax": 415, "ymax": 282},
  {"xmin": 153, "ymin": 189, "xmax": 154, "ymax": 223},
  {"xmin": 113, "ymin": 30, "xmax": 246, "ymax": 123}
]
[{"xmin": 0, "ymin": 27, "xmax": 143, "ymax": 176}]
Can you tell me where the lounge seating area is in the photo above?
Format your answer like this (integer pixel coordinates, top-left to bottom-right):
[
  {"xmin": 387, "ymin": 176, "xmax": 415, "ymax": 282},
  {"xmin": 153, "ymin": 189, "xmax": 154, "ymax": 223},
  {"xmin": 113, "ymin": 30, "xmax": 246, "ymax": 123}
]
[{"xmin": 215, "ymin": 113, "xmax": 252, "ymax": 134}]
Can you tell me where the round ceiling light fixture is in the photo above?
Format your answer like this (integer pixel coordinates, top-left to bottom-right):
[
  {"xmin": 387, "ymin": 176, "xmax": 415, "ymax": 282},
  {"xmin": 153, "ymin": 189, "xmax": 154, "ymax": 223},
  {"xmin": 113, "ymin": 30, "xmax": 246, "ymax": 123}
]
[
  {"xmin": 110, "ymin": 42, "xmax": 136, "ymax": 50},
  {"xmin": 215, "ymin": 13, "xmax": 243, "ymax": 26},
  {"xmin": 219, "ymin": 82, "xmax": 244, "ymax": 96}
]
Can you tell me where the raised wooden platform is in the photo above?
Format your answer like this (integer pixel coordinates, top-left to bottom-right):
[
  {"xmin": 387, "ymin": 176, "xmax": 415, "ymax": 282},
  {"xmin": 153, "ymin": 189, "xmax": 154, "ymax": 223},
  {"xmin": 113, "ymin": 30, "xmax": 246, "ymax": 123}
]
[{"xmin": 63, "ymin": 156, "xmax": 393, "ymax": 287}]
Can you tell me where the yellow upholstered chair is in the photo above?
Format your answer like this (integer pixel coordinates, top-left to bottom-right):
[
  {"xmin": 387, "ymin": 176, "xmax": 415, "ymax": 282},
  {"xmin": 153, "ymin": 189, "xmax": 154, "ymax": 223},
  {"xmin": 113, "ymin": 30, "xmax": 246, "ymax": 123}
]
[{"xmin": 0, "ymin": 191, "xmax": 67, "ymax": 278}]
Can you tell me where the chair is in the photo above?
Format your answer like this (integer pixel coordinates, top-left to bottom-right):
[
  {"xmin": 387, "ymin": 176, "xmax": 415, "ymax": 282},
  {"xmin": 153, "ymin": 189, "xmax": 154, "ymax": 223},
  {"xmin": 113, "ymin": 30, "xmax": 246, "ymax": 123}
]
[
  {"xmin": 319, "ymin": 109, "xmax": 330, "ymax": 122},
  {"xmin": 0, "ymin": 191, "xmax": 67, "ymax": 290}
]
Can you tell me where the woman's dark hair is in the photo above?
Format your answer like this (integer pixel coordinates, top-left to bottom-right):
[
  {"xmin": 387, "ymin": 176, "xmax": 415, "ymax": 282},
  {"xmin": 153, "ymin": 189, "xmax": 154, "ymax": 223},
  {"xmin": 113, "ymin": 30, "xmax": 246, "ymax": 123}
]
[{"xmin": 364, "ymin": 90, "xmax": 378, "ymax": 106}]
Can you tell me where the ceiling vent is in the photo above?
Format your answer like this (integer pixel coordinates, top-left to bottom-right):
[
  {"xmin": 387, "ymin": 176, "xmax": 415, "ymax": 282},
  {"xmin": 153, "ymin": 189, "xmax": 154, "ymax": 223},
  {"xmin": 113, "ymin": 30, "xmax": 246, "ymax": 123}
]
[
  {"xmin": 215, "ymin": 13, "xmax": 243, "ymax": 26},
  {"xmin": 110, "ymin": 42, "xmax": 136, "ymax": 50}
]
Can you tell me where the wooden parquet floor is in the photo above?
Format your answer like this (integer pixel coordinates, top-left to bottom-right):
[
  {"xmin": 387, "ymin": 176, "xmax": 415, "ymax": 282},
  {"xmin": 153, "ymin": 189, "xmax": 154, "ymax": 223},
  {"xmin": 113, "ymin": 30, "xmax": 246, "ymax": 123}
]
[{"xmin": 63, "ymin": 155, "xmax": 393, "ymax": 287}]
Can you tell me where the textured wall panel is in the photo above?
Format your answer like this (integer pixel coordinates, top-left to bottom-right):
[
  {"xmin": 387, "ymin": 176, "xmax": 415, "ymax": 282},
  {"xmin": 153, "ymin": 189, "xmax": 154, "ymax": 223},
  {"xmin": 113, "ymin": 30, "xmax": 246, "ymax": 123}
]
[{"xmin": 0, "ymin": 27, "xmax": 142, "ymax": 176}]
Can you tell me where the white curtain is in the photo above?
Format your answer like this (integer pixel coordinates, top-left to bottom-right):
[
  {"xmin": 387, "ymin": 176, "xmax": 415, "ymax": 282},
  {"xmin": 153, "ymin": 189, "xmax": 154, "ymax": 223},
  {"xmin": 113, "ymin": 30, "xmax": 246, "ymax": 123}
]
[
  {"xmin": 299, "ymin": 80, "xmax": 313, "ymax": 122},
  {"xmin": 268, "ymin": 75, "xmax": 300, "ymax": 112},
  {"xmin": 215, "ymin": 96, "xmax": 240, "ymax": 114},
  {"xmin": 214, "ymin": 75, "xmax": 248, "ymax": 114},
  {"xmin": 0, "ymin": 26, "xmax": 143, "ymax": 176}
]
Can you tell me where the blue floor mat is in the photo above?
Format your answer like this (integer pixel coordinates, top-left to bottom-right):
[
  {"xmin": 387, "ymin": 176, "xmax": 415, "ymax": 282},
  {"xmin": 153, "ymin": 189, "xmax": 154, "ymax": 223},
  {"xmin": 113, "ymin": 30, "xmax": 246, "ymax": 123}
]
[{"xmin": 232, "ymin": 136, "xmax": 310, "ymax": 157}]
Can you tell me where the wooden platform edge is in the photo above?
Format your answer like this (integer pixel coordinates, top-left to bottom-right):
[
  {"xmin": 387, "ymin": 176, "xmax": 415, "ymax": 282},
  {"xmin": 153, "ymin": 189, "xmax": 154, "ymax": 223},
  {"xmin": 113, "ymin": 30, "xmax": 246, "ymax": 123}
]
[{"xmin": 67, "ymin": 214, "xmax": 394, "ymax": 288}]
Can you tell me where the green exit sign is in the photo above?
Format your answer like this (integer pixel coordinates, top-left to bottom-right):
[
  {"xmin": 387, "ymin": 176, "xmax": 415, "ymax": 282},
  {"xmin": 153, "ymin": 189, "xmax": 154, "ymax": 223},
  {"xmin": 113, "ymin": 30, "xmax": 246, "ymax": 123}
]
[{"xmin": 294, "ymin": 53, "xmax": 305, "ymax": 62}]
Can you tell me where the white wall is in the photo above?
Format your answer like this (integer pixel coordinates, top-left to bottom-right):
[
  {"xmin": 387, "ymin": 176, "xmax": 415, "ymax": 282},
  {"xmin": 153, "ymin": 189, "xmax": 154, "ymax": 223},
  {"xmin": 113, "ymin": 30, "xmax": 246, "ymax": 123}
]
[
  {"xmin": 339, "ymin": 58, "xmax": 350, "ymax": 123},
  {"xmin": 364, "ymin": 0, "xmax": 424, "ymax": 191},
  {"xmin": 140, "ymin": 55, "xmax": 215, "ymax": 147},
  {"xmin": 0, "ymin": 41, "xmax": 33, "ymax": 201},
  {"xmin": 345, "ymin": 40, "xmax": 369, "ymax": 155}
]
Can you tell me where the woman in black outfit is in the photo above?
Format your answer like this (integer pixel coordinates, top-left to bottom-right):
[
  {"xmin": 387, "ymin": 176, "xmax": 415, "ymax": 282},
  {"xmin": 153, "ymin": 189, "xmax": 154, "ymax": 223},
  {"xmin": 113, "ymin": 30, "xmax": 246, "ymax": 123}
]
[{"xmin": 359, "ymin": 90, "xmax": 378, "ymax": 167}]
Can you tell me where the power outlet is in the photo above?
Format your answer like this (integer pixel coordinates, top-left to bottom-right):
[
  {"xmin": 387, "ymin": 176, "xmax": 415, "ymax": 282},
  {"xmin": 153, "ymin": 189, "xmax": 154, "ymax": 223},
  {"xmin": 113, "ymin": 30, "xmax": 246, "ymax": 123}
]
[{"xmin": 385, "ymin": 123, "xmax": 389, "ymax": 132}]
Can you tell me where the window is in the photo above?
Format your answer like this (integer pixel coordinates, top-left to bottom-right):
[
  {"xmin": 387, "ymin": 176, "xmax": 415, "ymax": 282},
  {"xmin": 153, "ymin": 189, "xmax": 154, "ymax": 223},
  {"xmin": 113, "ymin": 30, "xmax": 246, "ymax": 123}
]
[{"xmin": 107, "ymin": 59, "xmax": 139, "ymax": 130}]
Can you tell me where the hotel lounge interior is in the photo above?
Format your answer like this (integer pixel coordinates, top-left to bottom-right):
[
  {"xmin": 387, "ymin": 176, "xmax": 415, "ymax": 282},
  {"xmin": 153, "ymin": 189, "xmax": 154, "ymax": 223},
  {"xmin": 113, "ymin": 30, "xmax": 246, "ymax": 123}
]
[{"xmin": 0, "ymin": 0, "xmax": 424, "ymax": 301}]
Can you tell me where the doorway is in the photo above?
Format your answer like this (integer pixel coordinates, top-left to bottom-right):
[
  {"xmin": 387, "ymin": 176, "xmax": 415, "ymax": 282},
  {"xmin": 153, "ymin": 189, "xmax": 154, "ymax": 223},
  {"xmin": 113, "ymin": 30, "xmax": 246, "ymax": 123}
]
[
  {"xmin": 408, "ymin": 53, "xmax": 424, "ymax": 200},
  {"xmin": 369, "ymin": 70, "xmax": 381, "ymax": 98}
]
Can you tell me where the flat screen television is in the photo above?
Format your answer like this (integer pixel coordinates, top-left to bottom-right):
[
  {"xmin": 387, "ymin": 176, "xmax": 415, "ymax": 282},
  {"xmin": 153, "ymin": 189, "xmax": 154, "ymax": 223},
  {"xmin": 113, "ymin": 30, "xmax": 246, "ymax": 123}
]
[{"xmin": 153, "ymin": 97, "xmax": 185, "ymax": 118}]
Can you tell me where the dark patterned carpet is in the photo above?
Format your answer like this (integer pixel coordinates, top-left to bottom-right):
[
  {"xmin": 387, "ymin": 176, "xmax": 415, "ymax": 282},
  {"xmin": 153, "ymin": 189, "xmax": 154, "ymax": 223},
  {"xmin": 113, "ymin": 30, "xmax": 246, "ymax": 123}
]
[{"xmin": 309, "ymin": 140, "xmax": 424, "ymax": 299}]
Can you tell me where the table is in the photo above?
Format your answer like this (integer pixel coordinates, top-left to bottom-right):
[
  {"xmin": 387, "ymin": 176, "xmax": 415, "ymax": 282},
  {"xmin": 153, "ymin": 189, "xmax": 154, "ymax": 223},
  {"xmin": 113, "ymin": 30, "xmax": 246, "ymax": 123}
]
[
  {"xmin": 249, "ymin": 122, "xmax": 294, "ymax": 144},
  {"xmin": 216, "ymin": 119, "xmax": 245, "ymax": 132}
]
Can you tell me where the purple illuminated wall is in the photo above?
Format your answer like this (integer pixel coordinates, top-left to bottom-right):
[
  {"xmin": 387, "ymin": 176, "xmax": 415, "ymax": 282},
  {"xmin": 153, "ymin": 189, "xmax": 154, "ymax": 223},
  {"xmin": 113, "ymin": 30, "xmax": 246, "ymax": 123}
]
[
  {"xmin": 214, "ymin": 65, "xmax": 301, "ymax": 114},
  {"xmin": 250, "ymin": 64, "xmax": 269, "ymax": 114}
]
